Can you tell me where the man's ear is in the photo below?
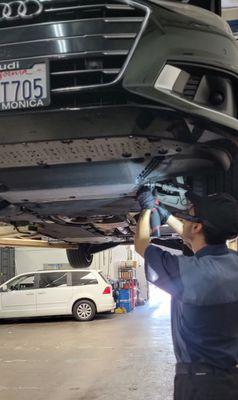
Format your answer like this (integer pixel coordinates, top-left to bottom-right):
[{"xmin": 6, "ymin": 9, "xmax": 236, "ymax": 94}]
[{"xmin": 192, "ymin": 222, "xmax": 203, "ymax": 234}]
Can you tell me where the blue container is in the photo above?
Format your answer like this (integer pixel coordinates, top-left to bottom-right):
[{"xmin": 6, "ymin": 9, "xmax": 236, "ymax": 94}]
[
  {"xmin": 118, "ymin": 290, "xmax": 132, "ymax": 312},
  {"xmin": 118, "ymin": 289, "xmax": 130, "ymax": 300},
  {"xmin": 119, "ymin": 299, "xmax": 132, "ymax": 312}
]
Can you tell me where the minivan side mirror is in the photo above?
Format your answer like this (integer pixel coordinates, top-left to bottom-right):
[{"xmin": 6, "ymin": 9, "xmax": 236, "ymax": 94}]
[{"xmin": 0, "ymin": 284, "xmax": 8, "ymax": 292}]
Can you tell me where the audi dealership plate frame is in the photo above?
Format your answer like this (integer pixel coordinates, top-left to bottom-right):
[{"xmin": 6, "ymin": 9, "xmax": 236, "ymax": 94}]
[
  {"xmin": 0, "ymin": 0, "xmax": 236, "ymax": 265},
  {"xmin": 0, "ymin": 58, "xmax": 50, "ymax": 111}
]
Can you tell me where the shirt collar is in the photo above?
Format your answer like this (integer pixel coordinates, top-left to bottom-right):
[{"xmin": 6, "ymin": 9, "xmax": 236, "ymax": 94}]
[{"xmin": 195, "ymin": 244, "xmax": 229, "ymax": 259}]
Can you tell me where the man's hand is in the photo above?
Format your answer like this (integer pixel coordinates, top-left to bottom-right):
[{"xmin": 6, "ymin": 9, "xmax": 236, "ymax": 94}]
[
  {"xmin": 154, "ymin": 198, "xmax": 171, "ymax": 225},
  {"xmin": 137, "ymin": 187, "xmax": 155, "ymax": 210},
  {"xmin": 135, "ymin": 188, "xmax": 186, "ymax": 257},
  {"xmin": 137, "ymin": 186, "xmax": 161, "ymax": 238}
]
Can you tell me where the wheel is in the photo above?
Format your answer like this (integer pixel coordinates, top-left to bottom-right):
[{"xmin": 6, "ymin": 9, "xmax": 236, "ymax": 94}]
[
  {"xmin": 66, "ymin": 245, "xmax": 93, "ymax": 268},
  {"xmin": 72, "ymin": 300, "xmax": 96, "ymax": 321},
  {"xmin": 189, "ymin": 154, "xmax": 238, "ymax": 199}
]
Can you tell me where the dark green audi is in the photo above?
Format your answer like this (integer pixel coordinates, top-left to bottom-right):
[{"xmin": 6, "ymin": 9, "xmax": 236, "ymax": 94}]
[{"xmin": 0, "ymin": 0, "xmax": 237, "ymax": 266}]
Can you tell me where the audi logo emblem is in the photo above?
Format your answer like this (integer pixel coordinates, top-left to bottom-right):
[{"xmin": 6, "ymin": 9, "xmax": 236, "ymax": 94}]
[{"xmin": 0, "ymin": 0, "xmax": 43, "ymax": 21}]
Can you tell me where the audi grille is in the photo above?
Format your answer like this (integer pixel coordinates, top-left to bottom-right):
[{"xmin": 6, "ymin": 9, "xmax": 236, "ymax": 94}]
[{"xmin": 0, "ymin": 0, "xmax": 148, "ymax": 110}]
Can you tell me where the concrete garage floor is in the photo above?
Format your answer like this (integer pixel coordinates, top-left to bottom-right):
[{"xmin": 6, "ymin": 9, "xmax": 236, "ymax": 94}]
[{"xmin": 0, "ymin": 301, "xmax": 175, "ymax": 400}]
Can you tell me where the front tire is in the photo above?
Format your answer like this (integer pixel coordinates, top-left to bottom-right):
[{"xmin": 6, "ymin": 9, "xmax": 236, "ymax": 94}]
[
  {"xmin": 190, "ymin": 154, "xmax": 238, "ymax": 199},
  {"xmin": 66, "ymin": 245, "xmax": 93, "ymax": 268},
  {"xmin": 72, "ymin": 300, "xmax": 96, "ymax": 322}
]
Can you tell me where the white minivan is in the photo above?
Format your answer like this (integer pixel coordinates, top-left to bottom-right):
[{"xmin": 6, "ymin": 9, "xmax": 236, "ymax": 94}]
[{"xmin": 0, "ymin": 269, "xmax": 115, "ymax": 321}]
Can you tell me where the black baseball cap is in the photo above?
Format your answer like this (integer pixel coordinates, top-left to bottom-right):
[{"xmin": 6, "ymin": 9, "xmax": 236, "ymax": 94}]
[{"xmin": 186, "ymin": 192, "xmax": 238, "ymax": 239}]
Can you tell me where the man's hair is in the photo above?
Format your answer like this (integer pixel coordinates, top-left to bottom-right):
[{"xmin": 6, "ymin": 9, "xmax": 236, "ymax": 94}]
[{"xmin": 202, "ymin": 225, "xmax": 230, "ymax": 245}]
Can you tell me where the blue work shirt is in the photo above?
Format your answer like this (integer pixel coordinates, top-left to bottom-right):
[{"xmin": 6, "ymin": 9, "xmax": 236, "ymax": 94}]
[{"xmin": 144, "ymin": 244, "xmax": 238, "ymax": 369}]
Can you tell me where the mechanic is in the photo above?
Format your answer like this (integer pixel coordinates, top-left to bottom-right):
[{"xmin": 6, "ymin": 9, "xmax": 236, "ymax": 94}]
[{"xmin": 135, "ymin": 187, "xmax": 238, "ymax": 400}]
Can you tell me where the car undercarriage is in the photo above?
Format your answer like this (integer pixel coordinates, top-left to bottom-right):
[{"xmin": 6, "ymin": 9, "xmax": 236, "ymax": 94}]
[{"xmin": 0, "ymin": 0, "xmax": 237, "ymax": 266}]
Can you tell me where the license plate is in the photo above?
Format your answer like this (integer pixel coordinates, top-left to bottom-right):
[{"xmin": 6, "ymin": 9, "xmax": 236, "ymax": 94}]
[{"xmin": 0, "ymin": 60, "xmax": 50, "ymax": 111}]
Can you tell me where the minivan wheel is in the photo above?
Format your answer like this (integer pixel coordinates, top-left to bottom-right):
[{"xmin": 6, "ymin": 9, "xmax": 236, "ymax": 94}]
[{"xmin": 72, "ymin": 300, "xmax": 96, "ymax": 322}]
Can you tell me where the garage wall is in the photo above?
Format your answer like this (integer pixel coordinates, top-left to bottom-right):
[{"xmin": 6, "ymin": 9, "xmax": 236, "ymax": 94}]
[
  {"xmin": 0, "ymin": 248, "xmax": 15, "ymax": 284},
  {"xmin": 15, "ymin": 245, "xmax": 148, "ymax": 300},
  {"xmin": 15, "ymin": 248, "xmax": 69, "ymax": 274},
  {"xmin": 15, "ymin": 245, "xmax": 181, "ymax": 301},
  {"xmin": 15, "ymin": 245, "xmax": 130, "ymax": 277}
]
